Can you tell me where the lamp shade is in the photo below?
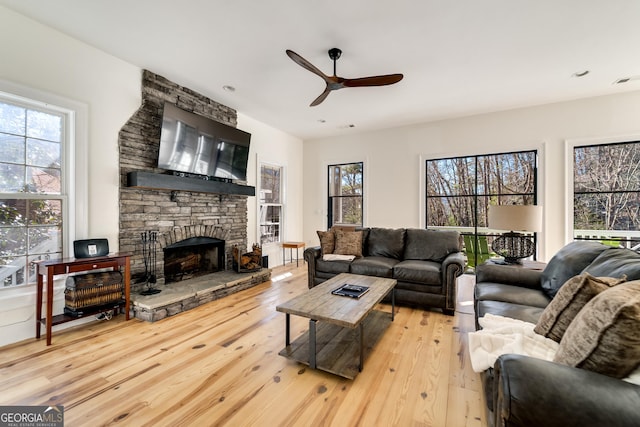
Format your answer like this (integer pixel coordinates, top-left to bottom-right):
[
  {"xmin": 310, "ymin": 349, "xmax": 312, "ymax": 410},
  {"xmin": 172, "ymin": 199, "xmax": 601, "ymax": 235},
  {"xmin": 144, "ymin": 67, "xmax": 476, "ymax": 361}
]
[{"xmin": 488, "ymin": 205, "xmax": 542, "ymax": 232}]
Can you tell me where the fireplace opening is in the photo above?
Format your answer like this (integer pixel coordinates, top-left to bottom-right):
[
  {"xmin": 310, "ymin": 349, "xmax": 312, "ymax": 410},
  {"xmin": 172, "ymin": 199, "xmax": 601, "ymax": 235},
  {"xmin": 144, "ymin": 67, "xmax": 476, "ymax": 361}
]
[{"xmin": 163, "ymin": 237, "xmax": 225, "ymax": 284}]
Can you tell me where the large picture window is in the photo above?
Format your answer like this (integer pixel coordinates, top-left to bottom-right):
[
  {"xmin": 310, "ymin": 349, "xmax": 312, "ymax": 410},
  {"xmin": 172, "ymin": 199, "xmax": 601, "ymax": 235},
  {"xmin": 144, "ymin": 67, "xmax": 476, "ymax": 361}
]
[
  {"xmin": 0, "ymin": 99, "xmax": 65, "ymax": 287},
  {"xmin": 328, "ymin": 162, "xmax": 363, "ymax": 228},
  {"xmin": 426, "ymin": 150, "xmax": 537, "ymax": 266},
  {"xmin": 573, "ymin": 140, "xmax": 640, "ymax": 247},
  {"xmin": 259, "ymin": 163, "xmax": 283, "ymax": 245}
]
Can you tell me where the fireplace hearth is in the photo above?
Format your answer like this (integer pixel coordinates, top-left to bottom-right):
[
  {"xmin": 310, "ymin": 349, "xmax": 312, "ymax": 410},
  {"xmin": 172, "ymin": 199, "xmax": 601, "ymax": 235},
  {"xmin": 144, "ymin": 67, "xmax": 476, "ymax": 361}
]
[{"xmin": 163, "ymin": 237, "xmax": 225, "ymax": 284}]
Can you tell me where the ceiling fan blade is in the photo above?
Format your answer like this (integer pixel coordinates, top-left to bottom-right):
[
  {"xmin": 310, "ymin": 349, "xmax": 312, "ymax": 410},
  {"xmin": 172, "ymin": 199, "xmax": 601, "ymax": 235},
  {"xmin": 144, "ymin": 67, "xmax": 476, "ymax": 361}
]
[
  {"xmin": 343, "ymin": 74, "xmax": 404, "ymax": 88},
  {"xmin": 310, "ymin": 87, "xmax": 331, "ymax": 107},
  {"xmin": 286, "ymin": 49, "xmax": 331, "ymax": 82}
]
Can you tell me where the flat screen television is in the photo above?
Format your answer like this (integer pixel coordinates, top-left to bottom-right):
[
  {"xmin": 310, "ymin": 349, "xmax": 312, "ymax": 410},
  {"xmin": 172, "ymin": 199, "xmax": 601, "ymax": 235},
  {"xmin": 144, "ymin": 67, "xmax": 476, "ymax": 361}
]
[{"xmin": 157, "ymin": 103, "xmax": 251, "ymax": 181}]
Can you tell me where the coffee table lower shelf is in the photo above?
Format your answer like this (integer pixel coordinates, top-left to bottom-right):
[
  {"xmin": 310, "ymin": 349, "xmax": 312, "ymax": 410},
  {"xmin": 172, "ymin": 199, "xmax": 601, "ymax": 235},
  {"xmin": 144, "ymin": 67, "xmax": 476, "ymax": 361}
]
[{"xmin": 278, "ymin": 310, "xmax": 391, "ymax": 380}]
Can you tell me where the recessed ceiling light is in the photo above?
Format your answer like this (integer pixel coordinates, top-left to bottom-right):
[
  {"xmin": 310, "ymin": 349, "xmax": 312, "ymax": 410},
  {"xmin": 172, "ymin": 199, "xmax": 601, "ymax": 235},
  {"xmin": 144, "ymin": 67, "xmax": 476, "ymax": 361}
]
[
  {"xmin": 572, "ymin": 70, "xmax": 590, "ymax": 78},
  {"xmin": 222, "ymin": 85, "xmax": 236, "ymax": 92}
]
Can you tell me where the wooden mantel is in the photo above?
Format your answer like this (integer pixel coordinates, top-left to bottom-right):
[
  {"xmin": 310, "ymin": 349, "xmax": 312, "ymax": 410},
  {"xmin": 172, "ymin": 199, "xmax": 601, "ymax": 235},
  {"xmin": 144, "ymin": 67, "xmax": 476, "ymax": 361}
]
[{"xmin": 126, "ymin": 171, "xmax": 255, "ymax": 196}]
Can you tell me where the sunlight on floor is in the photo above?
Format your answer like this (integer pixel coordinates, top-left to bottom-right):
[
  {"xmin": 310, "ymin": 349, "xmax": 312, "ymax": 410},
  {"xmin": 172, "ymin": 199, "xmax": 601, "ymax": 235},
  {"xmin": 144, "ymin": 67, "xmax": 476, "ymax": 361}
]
[{"xmin": 271, "ymin": 272, "xmax": 293, "ymax": 282}]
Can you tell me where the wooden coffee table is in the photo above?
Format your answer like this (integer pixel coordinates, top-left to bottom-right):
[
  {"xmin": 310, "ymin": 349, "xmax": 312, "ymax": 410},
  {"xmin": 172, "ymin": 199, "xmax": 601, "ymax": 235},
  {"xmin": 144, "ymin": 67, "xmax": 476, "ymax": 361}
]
[{"xmin": 276, "ymin": 273, "xmax": 396, "ymax": 379}]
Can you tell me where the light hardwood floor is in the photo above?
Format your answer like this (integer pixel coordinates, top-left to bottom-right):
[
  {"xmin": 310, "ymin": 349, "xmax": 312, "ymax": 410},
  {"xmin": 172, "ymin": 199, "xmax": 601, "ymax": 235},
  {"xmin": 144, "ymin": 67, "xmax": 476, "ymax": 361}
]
[{"xmin": 0, "ymin": 265, "xmax": 485, "ymax": 427}]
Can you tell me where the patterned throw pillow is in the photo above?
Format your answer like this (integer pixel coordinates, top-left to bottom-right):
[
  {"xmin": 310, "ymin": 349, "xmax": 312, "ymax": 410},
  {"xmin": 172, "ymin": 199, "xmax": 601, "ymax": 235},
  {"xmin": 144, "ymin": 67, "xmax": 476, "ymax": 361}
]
[
  {"xmin": 316, "ymin": 230, "xmax": 335, "ymax": 256},
  {"xmin": 553, "ymin": 280, "xmax": 640, "ymax": 379},
  {"xmin": 534, "ymin": 273, "xmax": 626, "ymax": 342},
  {"xmin": 333, "ymin": 230, "xmax": 363, "ymax": 257}
]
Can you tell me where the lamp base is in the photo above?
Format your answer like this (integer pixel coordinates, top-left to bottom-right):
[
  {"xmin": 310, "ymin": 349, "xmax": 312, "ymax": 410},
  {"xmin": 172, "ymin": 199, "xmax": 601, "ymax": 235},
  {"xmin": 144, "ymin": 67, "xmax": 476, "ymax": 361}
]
[{"xmin": 491, "ymin": 232, "xmax": 534, "ymax": 264}]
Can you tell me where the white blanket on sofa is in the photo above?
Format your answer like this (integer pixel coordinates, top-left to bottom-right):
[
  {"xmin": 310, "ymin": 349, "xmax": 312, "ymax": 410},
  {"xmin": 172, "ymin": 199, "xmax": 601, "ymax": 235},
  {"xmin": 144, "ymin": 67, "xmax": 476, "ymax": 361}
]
[
  {"xmin": 468, "ymin": 314, "xmax": 640, "ymax": 385},
  {"xmin": 468, "ymin": 314, "xmax": 559, "ymax": 372}
]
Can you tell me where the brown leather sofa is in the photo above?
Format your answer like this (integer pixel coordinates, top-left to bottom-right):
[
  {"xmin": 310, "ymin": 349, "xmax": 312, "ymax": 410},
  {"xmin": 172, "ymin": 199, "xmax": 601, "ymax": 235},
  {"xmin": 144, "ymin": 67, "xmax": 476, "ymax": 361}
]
[
  {"xmin": 304, "ymin": 227, "xmax": 465, "ymax": 314},
  {"xmin": 474, "ymin": 241, "xmax": 640, "ymax": 427}
]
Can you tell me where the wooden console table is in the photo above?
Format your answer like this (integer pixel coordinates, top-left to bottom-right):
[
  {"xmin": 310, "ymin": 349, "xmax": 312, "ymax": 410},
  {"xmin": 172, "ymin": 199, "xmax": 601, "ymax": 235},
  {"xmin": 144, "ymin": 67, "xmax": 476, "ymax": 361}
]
[{"xmin": 34, "ymin": 253, "xmax": 131, "ymax": 346}]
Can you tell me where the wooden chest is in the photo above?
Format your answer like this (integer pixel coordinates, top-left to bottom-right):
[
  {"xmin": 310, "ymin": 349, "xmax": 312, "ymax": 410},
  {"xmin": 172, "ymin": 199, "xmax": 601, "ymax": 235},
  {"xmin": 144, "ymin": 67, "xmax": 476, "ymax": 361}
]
[{"xmin": 65, "ymin": 271, "xmax": 124, "ymax": 315}]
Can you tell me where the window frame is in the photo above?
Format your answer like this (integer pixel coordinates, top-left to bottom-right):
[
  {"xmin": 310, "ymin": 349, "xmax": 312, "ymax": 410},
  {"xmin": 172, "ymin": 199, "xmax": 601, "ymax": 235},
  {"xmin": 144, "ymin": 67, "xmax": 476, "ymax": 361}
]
[
  {"xmin": 0, "ymin": 81, "xmax": 87, "ymax": 288},
  {"xmin": 424, "ymin": 149, "xmax": 539, "ymax": 265},
  {"xmin": 566, "ymin": 135, "xmax": 640, "ymax": 247},
  {"xmin": 327, "ymin": 161, "xmax": 364, "ymax": 229}
]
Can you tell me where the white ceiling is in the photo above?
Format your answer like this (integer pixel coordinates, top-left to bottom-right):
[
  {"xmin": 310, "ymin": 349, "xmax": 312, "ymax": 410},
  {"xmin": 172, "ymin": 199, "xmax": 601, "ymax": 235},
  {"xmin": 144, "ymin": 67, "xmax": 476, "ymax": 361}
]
[{"xmin": 2, "ymin": 0, "xmax": 640, "ymax": 140}]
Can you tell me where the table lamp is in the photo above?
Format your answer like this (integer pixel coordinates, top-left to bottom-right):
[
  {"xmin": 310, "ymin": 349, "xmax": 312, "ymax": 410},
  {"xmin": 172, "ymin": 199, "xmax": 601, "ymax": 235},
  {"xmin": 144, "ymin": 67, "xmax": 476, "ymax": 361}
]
[{"xmin": 488, "ymin": 205, "xmax": 542, "ymax": 264}]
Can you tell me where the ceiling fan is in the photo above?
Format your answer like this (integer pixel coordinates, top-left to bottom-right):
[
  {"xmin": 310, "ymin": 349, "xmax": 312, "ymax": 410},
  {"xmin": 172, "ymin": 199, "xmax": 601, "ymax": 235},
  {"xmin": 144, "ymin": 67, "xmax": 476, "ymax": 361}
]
[{"xmin": 286, "ymin": 48, "xmax": 403, "ymax": 106}]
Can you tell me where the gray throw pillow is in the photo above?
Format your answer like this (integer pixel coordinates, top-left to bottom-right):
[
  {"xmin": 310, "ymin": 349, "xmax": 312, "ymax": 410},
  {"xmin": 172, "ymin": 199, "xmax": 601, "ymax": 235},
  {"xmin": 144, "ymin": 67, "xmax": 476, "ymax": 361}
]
[
  {"xmin": 534, "ymin": 273, "xmax": 626, "ymax": 342},
  {"xmin": 540, "ymin": 241, "xmax": 608, "ymax": 298},
  {"xmin": 554, "ymin": 280, "xmax": 640, "ymax": 379}
]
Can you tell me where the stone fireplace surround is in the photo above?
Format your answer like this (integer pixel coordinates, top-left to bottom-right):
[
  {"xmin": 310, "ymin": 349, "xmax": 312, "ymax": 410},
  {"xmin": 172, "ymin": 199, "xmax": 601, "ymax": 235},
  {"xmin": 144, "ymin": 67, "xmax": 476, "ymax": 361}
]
[{"xmin": 118, "ymin": 70, "xmax": 270, "ymax": 320}]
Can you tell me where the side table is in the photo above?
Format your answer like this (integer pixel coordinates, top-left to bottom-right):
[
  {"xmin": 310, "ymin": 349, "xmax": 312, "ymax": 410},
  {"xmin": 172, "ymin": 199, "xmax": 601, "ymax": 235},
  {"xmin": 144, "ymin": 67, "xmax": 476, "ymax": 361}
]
[
  {"xmin": 486, "ymin": 259, "xmax": 547, "ymax": 270},
  {"xmin": 34, "ymin": 253, "xmax": 131, "ymax": 346},
  {"xmin": 282, "ymin": 241, "xmax": 305, "ymax": 267}
]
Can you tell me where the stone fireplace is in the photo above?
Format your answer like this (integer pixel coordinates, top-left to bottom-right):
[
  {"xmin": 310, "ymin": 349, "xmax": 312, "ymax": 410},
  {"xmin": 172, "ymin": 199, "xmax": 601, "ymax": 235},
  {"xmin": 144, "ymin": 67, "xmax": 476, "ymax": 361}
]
[{"xmin": 118, "ymin": 70, "xmax": 254, "ymax": 294}]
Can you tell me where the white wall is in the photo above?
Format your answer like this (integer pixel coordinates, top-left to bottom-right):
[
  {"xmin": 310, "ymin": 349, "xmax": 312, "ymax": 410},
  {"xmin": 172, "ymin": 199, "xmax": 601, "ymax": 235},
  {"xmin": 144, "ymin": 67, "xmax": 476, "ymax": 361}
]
[
  {"xmin": 0, "ymin": 6, "xmax": 304, "ymax": 346},
  {"xmin": 238, "ymin": 113, "xmax": 304, "ymax": 266},
  {"xmin": 303, "ymin": 90, "xmax": 640, "ymax": 262}
]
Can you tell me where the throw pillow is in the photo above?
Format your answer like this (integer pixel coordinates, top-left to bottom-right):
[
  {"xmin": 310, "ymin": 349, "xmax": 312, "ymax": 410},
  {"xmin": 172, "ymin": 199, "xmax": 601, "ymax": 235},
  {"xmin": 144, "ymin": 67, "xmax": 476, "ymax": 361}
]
[
  {"xmin": 333, "ymin": 230, "xmax": 363, "ymax": 257},
  {"xmin": 534, "ymin": 273, "xmax": 626, "ymax": 342},
  {"xmin": 539, "ymin": 241, "xmax": 608, "ymax": 298},
  {"xmin": 553, "ymin": 280, "xmax": 640, "ymax": 379},
  {"xmin": 316, "ymin": 230, "xmax": 335, "ymax": 256}
]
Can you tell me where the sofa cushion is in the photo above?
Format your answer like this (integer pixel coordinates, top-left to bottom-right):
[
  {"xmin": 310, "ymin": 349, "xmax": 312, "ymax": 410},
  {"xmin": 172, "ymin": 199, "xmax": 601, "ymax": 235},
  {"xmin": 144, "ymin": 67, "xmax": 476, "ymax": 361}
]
[
  {"xmin": 393, "ymin": 260, "xmax": 441, "ymax": 285},
  {"xmin": 540, "ymin": 241, "xmax": 608, "ymax": 298},
  {"xmin": 554, "ymin": 281, "xmax": 640, "ymax": 378},
  {"xmin": 316, "ymin": 258, "xmax": 352, "ymax": 274},
  {"xmin": 582, "ymin": 248, "xmax": 640, "ymax": 281},
  {"xmin": 534, "ymin": 273, "xmax": 626, "ymax": 342},
  {"xmin": 475, "ymin": 282, "xmax": 551, "ymax": 308},
  {"xmin": 316, "ymin": 230, "xmax": 335, "ymax": 255},
  {"xmin": 404, "ymin": 229, "xmax": 460, "ymax": 262},
  {"xmin": 365, "ymin": 228, "xmax": 405, "ymax": 259},
  {"xmin": 333, "ymin": 229, "xmax": 363, "ymax": 257},
  {"xmin": 350, "ymin": 256, "xmax": 398, "ymax": 278},
  {"xmin": 476, "ymin": 300, "xmax": 545, "ymax": 325}
]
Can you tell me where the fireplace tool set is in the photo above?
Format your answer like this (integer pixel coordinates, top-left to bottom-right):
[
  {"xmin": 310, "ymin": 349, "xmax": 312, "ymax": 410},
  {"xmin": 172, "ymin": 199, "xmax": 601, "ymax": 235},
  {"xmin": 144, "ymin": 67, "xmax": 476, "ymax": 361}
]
[{"xmin": 140, "ymin": 231, "xmax": 161, "ymax": 295}]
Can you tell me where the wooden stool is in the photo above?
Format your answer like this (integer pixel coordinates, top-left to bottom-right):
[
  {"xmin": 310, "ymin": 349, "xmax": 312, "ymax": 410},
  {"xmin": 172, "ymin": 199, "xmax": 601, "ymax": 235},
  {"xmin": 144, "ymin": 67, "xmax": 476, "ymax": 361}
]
[{"xmin": 282, "ymin": 241, "xmax": 305, "ymax": 267}]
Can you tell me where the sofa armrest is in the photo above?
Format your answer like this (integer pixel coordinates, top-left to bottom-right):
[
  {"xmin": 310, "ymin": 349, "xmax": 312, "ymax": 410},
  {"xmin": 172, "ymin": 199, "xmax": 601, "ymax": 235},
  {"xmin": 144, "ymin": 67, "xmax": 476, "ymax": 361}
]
[
  {"xmin": 494, "ymin": 354, "xmax": 640, "ymax": 427},
  {"xmin": 304, "ymin": 246, "xmax": 322, "ymax": 288},
  {"xmin": 476, "ymin": 263, "xmax": 542, "ymax": 290},
  {"xmin": 442, "ymin": 251, "xmax": 466, "ymax": 313}
]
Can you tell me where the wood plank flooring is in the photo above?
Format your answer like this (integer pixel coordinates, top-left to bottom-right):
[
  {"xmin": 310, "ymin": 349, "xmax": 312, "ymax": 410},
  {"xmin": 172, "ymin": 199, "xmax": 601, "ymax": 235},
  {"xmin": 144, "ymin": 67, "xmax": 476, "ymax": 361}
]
[{"xmin": 0, "ymin": 265, "xmax": 485, "ymax": 427}]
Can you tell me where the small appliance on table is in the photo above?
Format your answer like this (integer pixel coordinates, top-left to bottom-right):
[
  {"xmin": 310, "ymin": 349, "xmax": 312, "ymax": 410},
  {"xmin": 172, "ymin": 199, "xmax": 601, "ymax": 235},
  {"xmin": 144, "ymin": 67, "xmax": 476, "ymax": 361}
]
[{"xmin": 276, "ymin": 273, "xmax": 396, "ymax": 379}]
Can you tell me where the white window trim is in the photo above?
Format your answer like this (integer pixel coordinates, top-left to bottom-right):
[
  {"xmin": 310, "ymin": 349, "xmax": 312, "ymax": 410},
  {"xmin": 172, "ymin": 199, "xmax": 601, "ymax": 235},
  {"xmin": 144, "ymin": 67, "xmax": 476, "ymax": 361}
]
[
  {"xmin": 257, "ymin": 158, "xmax": 285, "ymax": 246},
  {"xmin": 0, "ymin": 80, "xmax": 88, "ymax": 289}
]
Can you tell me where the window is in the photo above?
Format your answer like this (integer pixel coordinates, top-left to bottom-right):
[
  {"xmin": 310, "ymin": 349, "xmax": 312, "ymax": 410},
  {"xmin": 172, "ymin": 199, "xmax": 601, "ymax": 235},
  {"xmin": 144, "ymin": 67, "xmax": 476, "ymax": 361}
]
[
  {"xmin": 259, "ymin": 163, "xmax": 283, "ymax": 245},
  {"xmin": 426, "ymin": 150, "xmax": 538, "ymax": 265},
  {"xmin": 0, "ymin": 99, "xmax": 65, "ymax": 287},
  {"xmin": 573, "ymin": 140, "xmax": 640, "ymax": 247},
  {"xmin": 328, "ymin": 162, "xmax": 363, "ymax": 228}
]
